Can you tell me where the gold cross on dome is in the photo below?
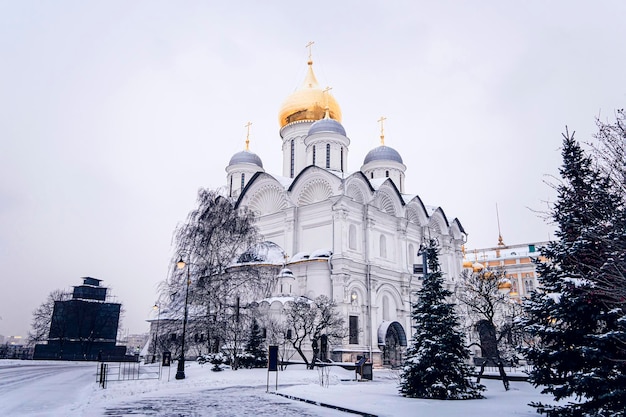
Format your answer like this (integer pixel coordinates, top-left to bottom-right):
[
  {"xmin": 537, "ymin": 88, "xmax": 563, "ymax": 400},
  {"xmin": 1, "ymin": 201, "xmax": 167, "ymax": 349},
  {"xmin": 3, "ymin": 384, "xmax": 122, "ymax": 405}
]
[
  {"xmin": 306, "ymin": 41, "xmax": 315, "ymax": 63},
  {"xmin": 377, "ymin": 116, "xmax": 387, "ymax": 145},
  {"xmin": 323, "ymin": 86, "xmax": 332, "ymax": 113},
  {"xmin": 244, "ymin": 121, "xmax": 252, "ymax": 150}
]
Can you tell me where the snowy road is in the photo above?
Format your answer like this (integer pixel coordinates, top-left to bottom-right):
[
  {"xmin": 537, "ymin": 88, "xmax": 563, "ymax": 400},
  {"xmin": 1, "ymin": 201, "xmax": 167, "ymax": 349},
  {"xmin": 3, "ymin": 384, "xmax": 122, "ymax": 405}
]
[{"xmin": 0, "ymin": 361, "xmax": 96, "ymax": 416}]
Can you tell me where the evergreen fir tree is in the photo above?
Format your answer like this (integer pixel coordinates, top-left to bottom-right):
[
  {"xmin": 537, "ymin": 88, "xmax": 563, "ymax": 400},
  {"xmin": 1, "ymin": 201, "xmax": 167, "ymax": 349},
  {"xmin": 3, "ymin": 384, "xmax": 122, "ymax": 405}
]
[
  {"xmin": 522, "ymin": 130, "xmax": 626, "ymax": 416},
  {"xmin": 400, "ymin": 239, "xmax": 484, "ymax": 400},
  {"xmin": 243, "ymin": 318, "xmax": 267, "ymax": 368}
]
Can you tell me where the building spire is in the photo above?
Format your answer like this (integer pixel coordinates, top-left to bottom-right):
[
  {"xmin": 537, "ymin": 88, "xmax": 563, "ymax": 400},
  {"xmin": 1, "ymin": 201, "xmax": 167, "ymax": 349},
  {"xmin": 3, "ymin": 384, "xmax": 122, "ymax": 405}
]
[
  {"xmin": 496, "ymin": 203, "xmax": 505, "ymax": 246},
  {"xmin": 244, "ymin": 121, "xmax": 252, "ymax": 151},
  {"xmin": 378, "ymin": 116, "xmax": 387, "ymax": 146}
]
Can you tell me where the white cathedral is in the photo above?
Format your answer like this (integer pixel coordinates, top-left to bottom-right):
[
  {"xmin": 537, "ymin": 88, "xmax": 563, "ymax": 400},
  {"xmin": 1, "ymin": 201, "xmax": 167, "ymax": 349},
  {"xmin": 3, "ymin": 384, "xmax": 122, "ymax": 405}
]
[{"xmin": 224, "ymin": 55, "xmax": 466, "ymax": 367}]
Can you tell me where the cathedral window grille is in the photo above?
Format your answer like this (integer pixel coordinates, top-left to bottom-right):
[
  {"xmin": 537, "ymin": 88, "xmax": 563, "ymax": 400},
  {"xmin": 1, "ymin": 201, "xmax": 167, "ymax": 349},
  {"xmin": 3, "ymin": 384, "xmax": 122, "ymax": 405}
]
[
  {"xmin": 326, "ymin": 144, "xmax": 330, "ymax": 168},
  {"xmin": 349, "ymin": 224, "xmax": 357, "ymax": 250},
  {"xmin": 380, "ymin": 234, "xmax": 387, "ymax": 258},
  {"xmin": 241, "ymin": 173, "xmax": 245, "ymax": 190},
  {"xmin": 385, "ymin": 170, "xmax": 389, "ymax": 178},
  {"xmin": 312, "ymin": 145, "xmax": 316, "ymax": 165},
  {"xmin": 290, "ymin": 140, "xmax": 295, "ymax": 178},
  {"xmin": 340, "ymin": 147, "xmax": 344, "ymax": 171},
  {"xmin": 349, "ymin": 316, "xmax": 358, "ymax": 344}
]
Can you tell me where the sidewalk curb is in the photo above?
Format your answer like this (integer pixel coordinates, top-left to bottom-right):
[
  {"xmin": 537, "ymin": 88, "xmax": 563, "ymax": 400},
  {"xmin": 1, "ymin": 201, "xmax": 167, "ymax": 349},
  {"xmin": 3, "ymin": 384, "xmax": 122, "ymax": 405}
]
[{"xmin": 271, "ymin": 391, "xmax": 378, "ymax": 417}]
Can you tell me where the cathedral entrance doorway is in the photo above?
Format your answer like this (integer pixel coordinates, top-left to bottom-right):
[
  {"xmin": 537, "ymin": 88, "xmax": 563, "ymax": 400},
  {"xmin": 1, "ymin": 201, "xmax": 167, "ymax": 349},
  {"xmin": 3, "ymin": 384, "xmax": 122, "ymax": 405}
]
[{"xmin": 377, "ymin": 321, "xmax": 407, "ymax": 368}]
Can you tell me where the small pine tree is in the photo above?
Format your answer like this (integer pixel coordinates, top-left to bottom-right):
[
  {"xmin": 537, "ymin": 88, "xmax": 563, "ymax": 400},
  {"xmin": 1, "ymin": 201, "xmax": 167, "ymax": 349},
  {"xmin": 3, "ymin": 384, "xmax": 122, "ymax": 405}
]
[
  {"xmin": 522, "ymin": 131, "xmax": 626, "ymax": 416},
  {"xmin": 243, "ymin": 318, "xmax": 267, "ymax": 368},
  {"xmin": 400, "ymin": 239, "xmax": 484, "ymax": 400}
]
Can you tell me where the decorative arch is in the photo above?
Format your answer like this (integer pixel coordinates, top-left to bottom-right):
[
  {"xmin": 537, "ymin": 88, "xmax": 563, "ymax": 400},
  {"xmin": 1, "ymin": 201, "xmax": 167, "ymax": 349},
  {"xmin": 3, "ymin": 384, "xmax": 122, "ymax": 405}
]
[
  {"xmin": 346, "ymin": 184, "xmax": 365, "ymax": 203},
  {"xmin": 248, "ymin": 185, "xmax": 289, "ymax": 215},
  {"xmin": 377, "ymin": 321, "xmax": 407, "ymax": 346},
  {"xmin": 378, "ymin": 192, "xmax": 397, "ymax": 216},
  {"xmin": 297, "ymin": 178, "xmax": 333, "ymax": 206},
  {"xmin": 378, "ymin": 321, "xmax": 407, "ymax": 367}
]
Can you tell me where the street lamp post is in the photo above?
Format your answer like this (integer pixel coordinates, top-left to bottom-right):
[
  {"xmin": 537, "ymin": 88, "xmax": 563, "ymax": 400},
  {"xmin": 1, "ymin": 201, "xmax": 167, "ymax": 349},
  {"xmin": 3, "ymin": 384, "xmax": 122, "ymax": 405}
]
[
  {"xmin": 175, "ymin": 257, "xmax": 191, "ymax": 380},
  {"xmin": 151, "ymin": 303, "xmax": 161, "ymax": 363}
]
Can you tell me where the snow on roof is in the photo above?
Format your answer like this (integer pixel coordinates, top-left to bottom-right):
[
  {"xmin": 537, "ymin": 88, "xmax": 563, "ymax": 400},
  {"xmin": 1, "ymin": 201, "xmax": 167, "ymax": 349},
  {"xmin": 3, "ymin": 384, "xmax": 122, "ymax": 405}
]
[
  {"xmin": 290, "ymin": 251, "xmax": 310, "ymax": 262},
  {"xmin": 237, "ymin": 241, "xmax": 286, "ymax": 265},
  {"xmin": 309, "ymin": 248, "xmax": 332, "ymax": 258}
]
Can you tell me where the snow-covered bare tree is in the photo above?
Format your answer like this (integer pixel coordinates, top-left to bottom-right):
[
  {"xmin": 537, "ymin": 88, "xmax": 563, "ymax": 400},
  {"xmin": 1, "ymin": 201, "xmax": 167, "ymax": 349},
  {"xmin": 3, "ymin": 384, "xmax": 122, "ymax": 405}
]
[
  {"xmin": 160, "ymin": 188, "xmax": 275, "ymax": 357},
  {"xmin": 522, "ymin": 129, "xmax": 626, "ymax": 416},
  {"xmin": 587, "ymin": 109, "xmax": 626, "ymax": 310},
  {"xmin": 283, "ymin": 295, "xmax": 345, "ymax": 369},
  {"xmin": 400, "ymin": 239, "xmax": 484, "ymax": 399}
]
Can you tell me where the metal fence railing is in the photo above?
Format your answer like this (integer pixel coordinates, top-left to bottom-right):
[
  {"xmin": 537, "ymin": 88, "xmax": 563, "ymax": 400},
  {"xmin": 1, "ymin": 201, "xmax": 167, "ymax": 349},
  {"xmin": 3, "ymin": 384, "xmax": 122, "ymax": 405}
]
[{"xmin": 97, "ymin": 361, "xmax": 162, "ymax": 388}]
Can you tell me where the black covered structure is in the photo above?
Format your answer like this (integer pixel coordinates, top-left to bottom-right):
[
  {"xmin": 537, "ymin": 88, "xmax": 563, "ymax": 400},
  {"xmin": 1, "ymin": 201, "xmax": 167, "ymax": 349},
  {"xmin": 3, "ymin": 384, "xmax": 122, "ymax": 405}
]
[{"xmin": 33, "ymin": 277, "xmax": 128, "ymax": 361}]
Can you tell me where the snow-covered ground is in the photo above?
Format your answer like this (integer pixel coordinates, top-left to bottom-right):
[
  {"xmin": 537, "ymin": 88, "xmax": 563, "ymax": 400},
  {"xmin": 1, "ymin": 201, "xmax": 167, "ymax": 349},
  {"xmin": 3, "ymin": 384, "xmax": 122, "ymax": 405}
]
[{"xmin": 0, "ymin": 360, "xmax": 553, "ymax": 416}]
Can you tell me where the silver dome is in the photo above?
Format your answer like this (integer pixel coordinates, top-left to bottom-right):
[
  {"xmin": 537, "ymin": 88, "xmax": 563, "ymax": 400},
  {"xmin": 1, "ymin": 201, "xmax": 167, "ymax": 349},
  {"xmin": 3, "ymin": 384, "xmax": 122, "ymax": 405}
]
[
  {"xmin": 229, "ymin": 150, "xmax": 263, "ymax": 168},
  {"xmin": 308, "ymin": 118, "xmax": 346, "ymax": 136},
  {"xmin": 363, "ymin": 146, "xmax": 403, "ymax": 164}
]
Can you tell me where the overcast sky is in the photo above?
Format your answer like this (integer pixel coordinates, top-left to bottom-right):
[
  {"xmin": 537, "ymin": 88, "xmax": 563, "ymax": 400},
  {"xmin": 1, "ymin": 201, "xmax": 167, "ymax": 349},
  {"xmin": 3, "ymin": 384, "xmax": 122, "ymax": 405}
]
[{"xmin": 1, "ymin": 1, "xmax": 625, "ymax": 339}]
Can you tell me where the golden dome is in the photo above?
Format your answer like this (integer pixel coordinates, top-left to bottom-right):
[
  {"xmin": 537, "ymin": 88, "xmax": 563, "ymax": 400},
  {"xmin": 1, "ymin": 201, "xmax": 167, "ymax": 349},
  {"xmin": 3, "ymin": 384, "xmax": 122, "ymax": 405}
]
[
  {"xmin": 462, "ymin": 260, "xmax": 473, "ymax": 269},
  {"xmin": 278, "ymin": 61, "xmax": 342, "ymax": 128},
  {"xmin": 498, "ymin": 281, "xmax": 513, "ymax": 290}
]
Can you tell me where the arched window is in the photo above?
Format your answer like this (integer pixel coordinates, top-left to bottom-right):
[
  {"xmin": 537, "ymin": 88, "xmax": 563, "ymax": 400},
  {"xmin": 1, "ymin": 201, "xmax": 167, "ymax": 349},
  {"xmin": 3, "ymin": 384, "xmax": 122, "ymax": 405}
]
[
  {"xmin": 408, "ymin": 244, "xmax": 415, "ymax": 266},
  {"xmin": 380, "ymin": 234, "xmax": 387, "ymax": 258},
  {"xmin": 371, "ymin": 172, "xmax": 374, "ymax": 179},
  {"xmin": 312, "ymin": 145, "xmax": 316, "ymax": 165},
  {"xmin": 240, "ymin": 173, "xmax": 245, "ymax": 190},
  {"xmin": 383, "ymin": 295, "xmax": 390, "ymax": 320},
  {"xmin": 290, "ymin": 140, "xmax": 295, "ymax": 178},
  {"xmin": 326, "ymin": 144, "xmax": 331, "ymax": 168},
  {"xmin": 385, "ymin": 170, "xmax": 389, "ymax": 178},
  {"xmin": 349, "ymin": 224, "xmax": 357, "ymax": 250},
  {"xmin": 229, "ymin": 176, "xmax": 233, "ymax": 196}
]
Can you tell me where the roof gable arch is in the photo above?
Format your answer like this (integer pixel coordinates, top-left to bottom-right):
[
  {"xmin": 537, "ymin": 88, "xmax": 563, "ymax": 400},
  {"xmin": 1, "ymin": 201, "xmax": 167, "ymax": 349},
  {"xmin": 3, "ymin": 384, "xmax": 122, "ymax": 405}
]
[
  {"xmin": 344, "ymin": 173, "xmax": 374, "ymax": 204},
  {"xmin": 235, "ymin": 172, "xmax": 291, "ymax": 215},
  {"xmin": 287, "ymin": 166, "xmax": 342, "ymax": 206},
  {"xmin": 404, "ymin": 196, "xmax": 430, "ymax": 226},
  {"xmin": 372, "ymin": 180, "xmax": 404, "ymax": 216},
  {"xmin": 427, "ymin": 207, "xmax": 451, "ymax": 235},
  {"xmin": 450, "ymin": 218, "xmax": 467, "ymax": 240}
]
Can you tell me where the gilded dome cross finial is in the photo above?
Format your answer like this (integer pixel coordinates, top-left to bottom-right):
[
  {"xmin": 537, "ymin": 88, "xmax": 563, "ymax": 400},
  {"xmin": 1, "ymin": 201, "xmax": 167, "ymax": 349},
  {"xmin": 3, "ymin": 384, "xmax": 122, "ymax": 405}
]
[
  {"xmin": 244, "ymin": 121, "xmax": 252, "ymax": 151},
  {"xmin": 305, "ymin": 41, "xmax": 315, "ymax": 65},
  {"xmin": 323, "ymin": 86, "xmax": 332, "ymax": 118},
  {"xmin": 377, "ymin": 116, "xmax": 387, "ymax": 146}
]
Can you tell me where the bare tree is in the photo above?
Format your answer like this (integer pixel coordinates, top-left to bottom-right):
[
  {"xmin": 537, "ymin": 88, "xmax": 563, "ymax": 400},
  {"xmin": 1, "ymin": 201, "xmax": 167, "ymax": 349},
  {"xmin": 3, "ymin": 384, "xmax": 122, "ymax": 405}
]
[
  {"xmin": 456, "ymin": 268, "xmax": 524, "ymax": 364},
  {"xmin": 160, "ymin": 188, "xmax": 278, "ymax": 359},
  {"xmin": 283, "ymin": 295, "xmax": 345, "ymax": 369},
  {"xmin": 27, "ymin": 289, "xmax": 70, "ymax": 346}
]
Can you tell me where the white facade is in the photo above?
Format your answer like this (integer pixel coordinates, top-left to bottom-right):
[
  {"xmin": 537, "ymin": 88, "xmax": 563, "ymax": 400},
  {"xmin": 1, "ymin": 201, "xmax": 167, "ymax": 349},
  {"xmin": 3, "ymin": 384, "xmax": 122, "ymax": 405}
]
[{"xmin": 225, "ymin": 59, "xmax": 466, "ymax": 367}]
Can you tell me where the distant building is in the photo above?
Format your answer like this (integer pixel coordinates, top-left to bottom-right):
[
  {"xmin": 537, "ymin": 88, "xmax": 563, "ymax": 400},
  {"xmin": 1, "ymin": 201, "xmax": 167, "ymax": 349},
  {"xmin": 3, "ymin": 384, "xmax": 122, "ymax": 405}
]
[
  {"xmin": 463, "ymin": 240, "xmax": 548, "ymax": 300},
  {"xmin": 33, "ymin": 277, "xmax": 128, "ymax": 361},
  {"xmin": 119, "ymin": 333, "xmax": 149, "ymax": 355}
]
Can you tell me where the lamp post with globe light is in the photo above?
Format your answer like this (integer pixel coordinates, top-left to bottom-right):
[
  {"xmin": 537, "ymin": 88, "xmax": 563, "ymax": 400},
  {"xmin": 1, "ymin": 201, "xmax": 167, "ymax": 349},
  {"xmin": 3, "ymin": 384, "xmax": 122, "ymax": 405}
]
[
  {"xmin": 175, "ymin": 257, "xmax": 191, "ymax": 380},
  {"xmin": 151, "ymin": 303, "xmax": 161, "ymax": 363}
]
